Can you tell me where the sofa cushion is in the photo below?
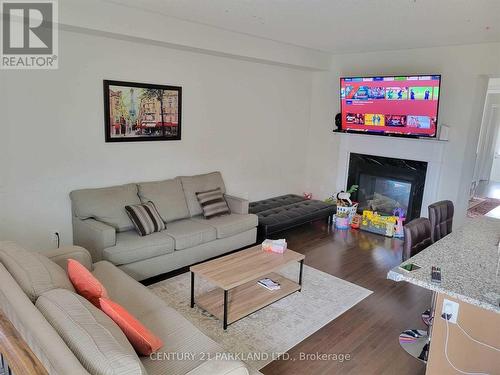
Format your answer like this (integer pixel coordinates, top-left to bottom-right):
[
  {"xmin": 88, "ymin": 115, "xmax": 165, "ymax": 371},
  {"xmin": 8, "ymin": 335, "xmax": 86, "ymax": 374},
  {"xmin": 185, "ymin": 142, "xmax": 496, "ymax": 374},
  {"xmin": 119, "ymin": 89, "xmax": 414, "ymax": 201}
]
[
  {"xmin": 103, "ymin": 231, "xmax": 175, "ymax": 266},
  {"xmin": 192, "ymin": 214, "xmax": 258, "ymax": 239},
  {"xmin": 137, "ymin": 178, "xmax": 190, "ymax": 223},
  {"xmin": 92, "ymin": 261, "xmax": 167, "ymax": 318},
  {"xmin": 0, "ymin": 241, "xmax": 75, "ymax": 302},
  {"xmin": 140, "ymin": 306, "xmax": 223, "ymax": 375},
  {"xmin": 164, "ymin": 219, "xmax": 216, "ymax": 250},
  {"xmin": 70, "ymin": 183, "xmax": 141, "ymax": 232},
  {"xmin": 125, "ymin": 201, "xmax": 166, "ymax": 236},
  {"xmin": 36, "ymin": 289, "xmax": 145, "ymax": 375},
  {"xmin": 180, "ymin": 172, "xmax": 226, "ymax": 217}
]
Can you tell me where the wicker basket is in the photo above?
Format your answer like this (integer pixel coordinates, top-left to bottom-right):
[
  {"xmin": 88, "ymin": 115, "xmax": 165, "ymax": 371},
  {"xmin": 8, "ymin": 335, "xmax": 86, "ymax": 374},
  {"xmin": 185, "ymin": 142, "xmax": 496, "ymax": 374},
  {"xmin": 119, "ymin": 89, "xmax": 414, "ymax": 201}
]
[{"xmin": 336, "ymin": 203, "xmax": 359, "ymax": 222}]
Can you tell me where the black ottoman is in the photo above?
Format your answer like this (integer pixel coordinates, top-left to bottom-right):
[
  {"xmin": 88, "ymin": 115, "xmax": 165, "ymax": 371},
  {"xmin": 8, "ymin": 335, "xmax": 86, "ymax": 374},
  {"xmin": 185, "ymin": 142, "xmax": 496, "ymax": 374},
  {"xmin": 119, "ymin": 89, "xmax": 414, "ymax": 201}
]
[{"xmin": 249, "ymin": 194, "xmax": 336, "ymax": 239}]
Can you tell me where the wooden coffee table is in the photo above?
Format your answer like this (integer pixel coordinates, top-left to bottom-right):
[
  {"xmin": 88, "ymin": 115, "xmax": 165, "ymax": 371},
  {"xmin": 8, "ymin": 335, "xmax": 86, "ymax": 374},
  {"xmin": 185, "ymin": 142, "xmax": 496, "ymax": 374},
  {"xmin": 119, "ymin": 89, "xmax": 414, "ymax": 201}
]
[{"xmin": 190, "ymin": 245, "xmax": 305, "ymax": 330}]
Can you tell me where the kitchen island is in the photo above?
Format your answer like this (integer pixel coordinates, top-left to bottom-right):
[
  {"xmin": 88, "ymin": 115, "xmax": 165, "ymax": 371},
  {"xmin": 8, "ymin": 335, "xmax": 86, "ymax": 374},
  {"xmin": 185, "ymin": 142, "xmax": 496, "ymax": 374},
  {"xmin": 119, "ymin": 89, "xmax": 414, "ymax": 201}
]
[{"xmin": 388, "ymin": 216, "xmax": 500, "ymax": 374}]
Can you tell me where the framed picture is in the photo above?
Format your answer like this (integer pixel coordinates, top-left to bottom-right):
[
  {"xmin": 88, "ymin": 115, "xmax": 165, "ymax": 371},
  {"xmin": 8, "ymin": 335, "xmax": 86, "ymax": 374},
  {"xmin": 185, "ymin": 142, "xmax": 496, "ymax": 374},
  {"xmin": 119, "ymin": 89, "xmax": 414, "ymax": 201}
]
[{"xmin": 103, "ymin": 80, "xmax": 182, "ymax": 142}]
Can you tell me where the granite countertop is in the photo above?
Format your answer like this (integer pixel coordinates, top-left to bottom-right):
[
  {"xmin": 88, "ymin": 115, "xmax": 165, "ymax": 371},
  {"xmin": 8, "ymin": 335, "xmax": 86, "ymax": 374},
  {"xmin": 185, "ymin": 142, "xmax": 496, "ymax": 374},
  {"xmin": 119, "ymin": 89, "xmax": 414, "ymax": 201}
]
[{"xmin": 387, "ymin": 216, "xmax": 500, "ymax": 313}]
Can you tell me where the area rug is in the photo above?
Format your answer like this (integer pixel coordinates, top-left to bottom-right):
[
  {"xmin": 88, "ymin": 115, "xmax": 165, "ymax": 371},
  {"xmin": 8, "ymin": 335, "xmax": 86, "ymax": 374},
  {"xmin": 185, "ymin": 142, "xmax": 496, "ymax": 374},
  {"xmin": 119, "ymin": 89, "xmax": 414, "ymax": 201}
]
[
  {"xmin": 149, "ymin": 263, "xmax": 372, "ymax": 370},
  {"xmin": 468, "ymin": 197, "xmax": 485, "ymax": 209},
  {"xmin": 467, "ymin": 197, "xmax": 500, "ymax": 217}
]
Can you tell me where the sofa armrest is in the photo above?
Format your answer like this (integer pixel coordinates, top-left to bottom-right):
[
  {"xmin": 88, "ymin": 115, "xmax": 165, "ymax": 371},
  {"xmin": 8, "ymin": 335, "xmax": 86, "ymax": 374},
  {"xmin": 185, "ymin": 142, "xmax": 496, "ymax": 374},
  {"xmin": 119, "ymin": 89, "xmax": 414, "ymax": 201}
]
[
  {"xmin": 224, "ymin": 194, "xmax": 249, "ymax": 214},
  {"xmin": 72, "ymin": 218, "xmax": 116, "ymax": 262},
  {"xmin": 186, "ymin": 359, "xmax": 249, "ymax": 375},
  {"xmin": 43, "ymin": 246, "xmax": 93, "ymax": 271}
]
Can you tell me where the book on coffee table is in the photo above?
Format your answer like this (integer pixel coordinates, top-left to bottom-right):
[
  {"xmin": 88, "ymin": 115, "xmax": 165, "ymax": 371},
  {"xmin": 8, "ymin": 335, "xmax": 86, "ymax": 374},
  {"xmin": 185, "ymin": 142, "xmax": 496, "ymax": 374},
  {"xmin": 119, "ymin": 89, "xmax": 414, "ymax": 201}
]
[{"xmin": 257, "ymin": 278, "xmax": 281, "ymax": 291}]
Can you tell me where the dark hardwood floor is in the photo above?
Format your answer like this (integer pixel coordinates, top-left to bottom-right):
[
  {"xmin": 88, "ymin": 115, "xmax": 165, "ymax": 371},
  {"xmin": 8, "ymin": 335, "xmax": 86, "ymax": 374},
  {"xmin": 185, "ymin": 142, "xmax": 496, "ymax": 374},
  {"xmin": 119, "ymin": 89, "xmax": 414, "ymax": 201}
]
[
  {"xmin": 261, "ymin": 221, "xmax": 430, "ymax": 375},
  {"xmin": 475, "ymin": 180, "xmax": 500, "ymax": 199}
]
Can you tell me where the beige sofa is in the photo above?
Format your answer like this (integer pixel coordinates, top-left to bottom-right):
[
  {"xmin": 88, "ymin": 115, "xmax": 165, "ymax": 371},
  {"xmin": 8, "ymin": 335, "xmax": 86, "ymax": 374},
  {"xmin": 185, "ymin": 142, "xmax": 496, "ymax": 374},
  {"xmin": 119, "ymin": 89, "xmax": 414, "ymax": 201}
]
[
  {"xmin": 0, "ymin": 242, "xmax": 254, "ymax": 375},
  {"xmin": 70, "ymin": 172, "xmax": 258, "ymax": 280}
]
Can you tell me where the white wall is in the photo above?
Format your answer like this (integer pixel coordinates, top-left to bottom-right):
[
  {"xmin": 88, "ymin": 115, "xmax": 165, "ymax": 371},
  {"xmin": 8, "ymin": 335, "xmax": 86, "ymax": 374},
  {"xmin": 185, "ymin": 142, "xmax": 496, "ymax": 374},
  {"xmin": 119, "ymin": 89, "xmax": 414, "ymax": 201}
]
[
  {"xmin": 0, "ymin": 29, "xmax": 313, "ymax": 250},
  {"xmin": 306, "ymin": 43, "xmax": 500, "ymax": 225}
]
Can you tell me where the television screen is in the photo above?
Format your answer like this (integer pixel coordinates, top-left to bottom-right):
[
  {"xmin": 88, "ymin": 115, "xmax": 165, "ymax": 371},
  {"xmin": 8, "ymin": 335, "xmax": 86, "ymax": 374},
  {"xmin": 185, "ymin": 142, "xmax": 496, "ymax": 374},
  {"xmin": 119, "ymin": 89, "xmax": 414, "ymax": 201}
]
[{"xmin": 340, "ymin": 75, "xmax": 441, "ymax": 138}]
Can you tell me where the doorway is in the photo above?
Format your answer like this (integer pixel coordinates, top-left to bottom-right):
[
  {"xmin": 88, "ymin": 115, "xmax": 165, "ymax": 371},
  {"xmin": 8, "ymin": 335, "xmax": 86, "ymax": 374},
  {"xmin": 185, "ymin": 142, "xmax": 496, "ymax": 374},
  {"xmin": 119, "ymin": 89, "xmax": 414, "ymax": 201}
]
[{"xmin": 469, "ymin": 79, "xmax": 500, "ymax": 219}]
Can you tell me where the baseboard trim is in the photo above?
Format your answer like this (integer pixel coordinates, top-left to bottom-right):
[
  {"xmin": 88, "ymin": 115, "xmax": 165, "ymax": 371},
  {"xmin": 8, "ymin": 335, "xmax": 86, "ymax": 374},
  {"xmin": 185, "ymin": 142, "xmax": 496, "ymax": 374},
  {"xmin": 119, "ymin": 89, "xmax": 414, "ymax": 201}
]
[{"xmin": 140, "ymin": 242, "xmax": 257, "ymax": 286}]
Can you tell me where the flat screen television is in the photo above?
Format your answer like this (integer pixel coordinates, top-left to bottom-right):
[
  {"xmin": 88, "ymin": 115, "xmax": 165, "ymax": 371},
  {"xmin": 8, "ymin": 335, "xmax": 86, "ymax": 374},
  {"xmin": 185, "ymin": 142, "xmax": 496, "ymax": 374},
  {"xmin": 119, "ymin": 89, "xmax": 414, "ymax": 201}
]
[{"xmin": 340, "ymin": 75, "xmax": 441, "ymax": 138}]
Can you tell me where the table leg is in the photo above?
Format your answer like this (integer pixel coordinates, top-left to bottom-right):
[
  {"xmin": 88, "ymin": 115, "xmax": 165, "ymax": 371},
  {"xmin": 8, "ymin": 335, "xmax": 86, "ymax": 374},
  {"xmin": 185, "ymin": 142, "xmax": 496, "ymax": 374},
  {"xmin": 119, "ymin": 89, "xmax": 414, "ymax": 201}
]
[
  {"xmin": 190, "ymin": 272, "xmax": 195, "ymax": 308},
  {"xmin": 223, "ymin": 290, "xmax": 228, "ymax": 330},
  {"xmin": 299, "ymin": 259, "xmax": 304, "ymax": 291}
]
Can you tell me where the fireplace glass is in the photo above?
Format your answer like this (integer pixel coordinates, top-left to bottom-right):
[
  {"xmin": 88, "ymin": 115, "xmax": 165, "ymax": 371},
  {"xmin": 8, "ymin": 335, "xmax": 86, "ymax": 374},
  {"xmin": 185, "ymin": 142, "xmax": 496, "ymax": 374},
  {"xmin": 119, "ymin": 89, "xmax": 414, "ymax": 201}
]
[
  {"xmin": 347, "ymin": 153, "xmax": 428, "ymax": 221},
  {"xmin": 357, "ymin": 174, "xmax": 412, "ymax": 215}
]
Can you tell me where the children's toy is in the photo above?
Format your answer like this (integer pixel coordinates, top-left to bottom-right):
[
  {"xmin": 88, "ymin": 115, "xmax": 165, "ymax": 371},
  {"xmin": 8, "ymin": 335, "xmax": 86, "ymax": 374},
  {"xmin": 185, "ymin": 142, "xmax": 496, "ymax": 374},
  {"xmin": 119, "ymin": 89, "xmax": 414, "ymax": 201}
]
[
  {"xmin": 334, "ymin": 185, "xmax": 359, "ymax": 207},
  {"xmin": 360, "ymin": 210, "xmax": 398, "ymax": 237},
  {"xmin": 393, "ymin": 208, "xmax": 406, "ymax": 239},
  {"xmin": 325, "ymin": 185, "xmax": 359, "ymax": 224},
  {"xmin": 336, "ymin": 203, "xmax": 359, "ymax": 222},
  {"xmin": 334, "ymin": 212, "xmax": 350, "ymax": 229},
  {"xmin": 303, "ymin": 192, "xmax": 312, "ymax": 200},
  {"xmin": 336, "ymin": 191, "xmax": 352, "ymax": 206},
  {"xmin": 350, "ymin": 214, "xmax": 362, "ymax": 229}
]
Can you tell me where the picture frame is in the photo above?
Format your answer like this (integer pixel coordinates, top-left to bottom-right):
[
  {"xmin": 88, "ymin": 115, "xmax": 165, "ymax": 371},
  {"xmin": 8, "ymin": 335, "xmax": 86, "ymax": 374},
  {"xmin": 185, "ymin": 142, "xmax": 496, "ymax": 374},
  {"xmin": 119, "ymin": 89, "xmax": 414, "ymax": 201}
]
[{"xmin": 103, "ymin": 80, "xmax": 182, "ymax": 142}]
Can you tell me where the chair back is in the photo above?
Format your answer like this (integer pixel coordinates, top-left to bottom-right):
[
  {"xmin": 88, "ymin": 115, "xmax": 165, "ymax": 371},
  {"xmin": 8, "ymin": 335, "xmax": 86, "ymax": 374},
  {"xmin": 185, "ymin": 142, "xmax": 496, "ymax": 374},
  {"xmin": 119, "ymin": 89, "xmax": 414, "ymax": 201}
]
[
  {"xmin": 428, "ymin": 200, "xmax": 454, "ymax": 242},
  {"xmin": 402, "ymin": 218, "xmax": 432, "ymax": 261}
]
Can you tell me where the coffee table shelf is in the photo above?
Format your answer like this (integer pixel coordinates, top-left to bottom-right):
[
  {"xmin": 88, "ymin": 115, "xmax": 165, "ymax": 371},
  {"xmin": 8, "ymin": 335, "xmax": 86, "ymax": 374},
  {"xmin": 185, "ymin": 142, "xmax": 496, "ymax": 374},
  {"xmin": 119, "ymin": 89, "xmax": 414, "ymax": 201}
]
[
  {"xmin": 195, "ymin": 272, "xmax": 301, "ymax": 325},
  {"xmin": 190, "ymin": 245, "xmax": 305, "ymax": 329}
]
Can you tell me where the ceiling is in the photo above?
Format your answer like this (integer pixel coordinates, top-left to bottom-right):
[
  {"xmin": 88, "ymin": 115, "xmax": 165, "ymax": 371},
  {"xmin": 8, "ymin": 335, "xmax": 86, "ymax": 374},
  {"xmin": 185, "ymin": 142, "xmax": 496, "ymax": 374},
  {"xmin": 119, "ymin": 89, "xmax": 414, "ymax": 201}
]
[{"xmin": 109, "ymin": 0, "xmax": 500, "ymax": 53}]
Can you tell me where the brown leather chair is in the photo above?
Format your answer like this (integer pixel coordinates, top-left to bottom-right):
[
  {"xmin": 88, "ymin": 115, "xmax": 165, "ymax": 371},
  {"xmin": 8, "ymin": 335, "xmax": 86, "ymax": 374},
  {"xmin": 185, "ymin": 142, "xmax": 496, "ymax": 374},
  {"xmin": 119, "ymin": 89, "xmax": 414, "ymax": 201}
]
[
  {"xmin": 402, "ymin": 217, "xmax": 432, "ymax": 261},
  {"xmin": 428, "ymin": 200, "xmax": 454, "ymax": 243}
]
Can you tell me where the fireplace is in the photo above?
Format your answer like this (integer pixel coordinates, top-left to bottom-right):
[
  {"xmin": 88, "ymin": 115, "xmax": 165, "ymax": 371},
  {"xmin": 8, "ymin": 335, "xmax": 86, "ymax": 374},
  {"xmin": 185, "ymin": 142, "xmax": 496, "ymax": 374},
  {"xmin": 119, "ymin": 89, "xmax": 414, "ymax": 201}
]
[{"xmin": 347, "ymin": 153, "xmax": 428, "ymax": 221}]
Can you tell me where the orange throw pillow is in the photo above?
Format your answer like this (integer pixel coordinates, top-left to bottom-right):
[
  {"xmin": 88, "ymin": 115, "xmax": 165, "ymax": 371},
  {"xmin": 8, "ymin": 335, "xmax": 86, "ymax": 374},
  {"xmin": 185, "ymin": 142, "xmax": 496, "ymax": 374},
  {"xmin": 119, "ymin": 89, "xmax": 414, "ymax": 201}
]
[
  {"xmin": 67, "ymin": 259, "xmax": 108, "ymax": 307},
  {"xmin": 99, "ymin": 298, "xmax": 163, "ymax": 355}
]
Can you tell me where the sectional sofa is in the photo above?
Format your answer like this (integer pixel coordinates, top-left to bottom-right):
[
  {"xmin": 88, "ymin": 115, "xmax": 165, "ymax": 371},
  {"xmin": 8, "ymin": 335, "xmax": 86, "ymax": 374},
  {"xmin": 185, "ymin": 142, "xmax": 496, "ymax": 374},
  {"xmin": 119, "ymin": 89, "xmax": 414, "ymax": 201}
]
[
  {"xmin": 70, "ymin": 172, "xmax": 258, "ymax": 280},
  {"xmin": 0, "ymin": 242, "xmax": 252, "ymax": 375}
]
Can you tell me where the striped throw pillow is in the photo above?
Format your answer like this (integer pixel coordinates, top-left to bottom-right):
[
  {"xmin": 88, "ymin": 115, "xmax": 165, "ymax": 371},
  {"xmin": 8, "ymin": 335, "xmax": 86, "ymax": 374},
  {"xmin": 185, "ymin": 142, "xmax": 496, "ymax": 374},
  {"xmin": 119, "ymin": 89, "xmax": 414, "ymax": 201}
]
[
  {"xmin": 125, "ymin": 201, "xmax": 165, "ymax": 236},
  {"xmin": 196, "ymin": 188, "xmax": 230, "ymax": 219}
]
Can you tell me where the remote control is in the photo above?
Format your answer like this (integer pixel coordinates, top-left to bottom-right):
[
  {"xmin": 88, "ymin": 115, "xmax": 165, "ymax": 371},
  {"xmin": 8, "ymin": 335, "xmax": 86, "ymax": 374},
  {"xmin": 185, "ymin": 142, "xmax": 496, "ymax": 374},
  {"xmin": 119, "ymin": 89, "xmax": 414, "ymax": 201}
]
[{"xmin": 431, "ymin": 266, "xmax": 441, "ymax": 283}]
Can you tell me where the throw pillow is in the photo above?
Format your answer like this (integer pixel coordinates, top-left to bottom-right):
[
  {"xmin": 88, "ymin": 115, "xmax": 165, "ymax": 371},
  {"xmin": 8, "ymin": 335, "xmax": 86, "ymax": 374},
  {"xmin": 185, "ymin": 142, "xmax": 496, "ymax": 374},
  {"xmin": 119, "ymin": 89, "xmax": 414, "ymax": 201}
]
[
  {"xmin": 195, "ymin": 188, "xmax": 230, "ymax": 219},
  {"xmin": 125, "ymin": 201, "xmax": 166, "ymax": 236},
  {"xmin": 67, "ymin": 259, "xmax": 108, "ymax": 307},
  {"xmin": 99, "ymin": 297, "xmax": 163, "ymax": 356}
]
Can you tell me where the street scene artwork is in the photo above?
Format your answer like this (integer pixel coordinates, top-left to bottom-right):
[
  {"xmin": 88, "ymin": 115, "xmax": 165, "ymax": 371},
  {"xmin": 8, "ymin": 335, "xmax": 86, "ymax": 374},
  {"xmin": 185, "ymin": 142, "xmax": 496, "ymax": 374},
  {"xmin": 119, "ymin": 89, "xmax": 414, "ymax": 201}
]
[{"xmin": 104, "ymin": 80, "xmax": 182, "ymax": 142}]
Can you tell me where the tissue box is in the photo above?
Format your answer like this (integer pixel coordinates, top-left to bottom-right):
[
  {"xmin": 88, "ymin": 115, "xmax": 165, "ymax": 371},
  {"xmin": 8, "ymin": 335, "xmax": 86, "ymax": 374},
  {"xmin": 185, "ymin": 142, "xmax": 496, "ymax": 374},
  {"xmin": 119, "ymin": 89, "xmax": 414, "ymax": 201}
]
[{"xmin": 262, "ymin": 239, "xmax": 287, "ymax": 254}]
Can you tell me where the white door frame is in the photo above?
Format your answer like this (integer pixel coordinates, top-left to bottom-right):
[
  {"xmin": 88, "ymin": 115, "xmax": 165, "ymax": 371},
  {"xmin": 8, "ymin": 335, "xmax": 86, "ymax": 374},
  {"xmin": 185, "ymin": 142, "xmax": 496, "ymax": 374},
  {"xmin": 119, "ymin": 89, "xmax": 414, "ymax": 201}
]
[{"xmin": 472, "ymin": 94, "xmax": 500, "ymax": 194}]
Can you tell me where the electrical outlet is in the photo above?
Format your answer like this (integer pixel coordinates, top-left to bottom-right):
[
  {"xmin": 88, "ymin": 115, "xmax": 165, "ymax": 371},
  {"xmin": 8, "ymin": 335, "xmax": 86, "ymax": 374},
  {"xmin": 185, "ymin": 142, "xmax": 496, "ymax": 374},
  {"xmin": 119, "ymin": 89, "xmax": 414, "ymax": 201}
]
[
  {"xmin": 51, "ymin": 231, "xmax": 60, "ymax": 245},
  {"xmin": 442, "ymin": 299, "xmax": 459, "ymax": 324}
]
